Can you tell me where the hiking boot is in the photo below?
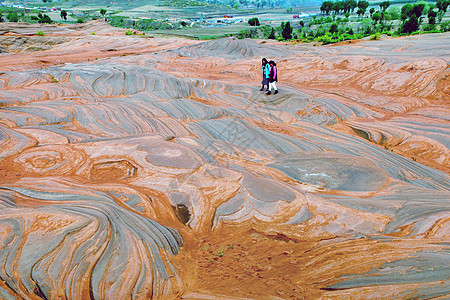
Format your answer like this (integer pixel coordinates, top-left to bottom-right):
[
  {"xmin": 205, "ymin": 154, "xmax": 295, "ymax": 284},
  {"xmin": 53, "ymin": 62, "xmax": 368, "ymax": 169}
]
[
  {"xmin": 266, "ymin": 91, "xmax": 271, "ymax": 95},
  {"xmin": 260, "ymin": 87, "xmax": 264, "ymax": 91},
  {"xmin": 274, "ymin": 90, "xmax": 278, "ymax": 94}
]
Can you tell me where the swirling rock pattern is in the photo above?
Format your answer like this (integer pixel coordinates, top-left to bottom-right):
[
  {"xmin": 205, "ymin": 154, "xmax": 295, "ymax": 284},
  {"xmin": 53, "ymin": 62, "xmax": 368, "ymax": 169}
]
[{"xmin": 0, "ymin": 22, "xmax": 449, "ymax": 298}]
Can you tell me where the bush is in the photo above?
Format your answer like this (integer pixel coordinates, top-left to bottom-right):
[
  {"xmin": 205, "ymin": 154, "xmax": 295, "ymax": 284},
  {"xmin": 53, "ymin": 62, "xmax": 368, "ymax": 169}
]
[
  {"xmin": 423, "ymin": 24, "xmax": 436, "ymax": 31},
  {"xmin": 7, "ymin": 12, "xmax": 19, "ymax": 22},
  {"xmin": 318, "ymin": 34, "xmax": 334, "ymax": 44},
  {"xmin": 38, "ymin": 14, "xmax": 53, "ymax": 24},
  {"xmin": 106, "ymin": 16, "xmax": 173, "ymax": 31},
  {"xmin": 237, "ymin": 28, "xmax": 257, "ymax": 39},
  {"xmin": 329, "ymin": 23, "xmax": 338, "ymax": 33},
  {"xmin": 315, "ymin": 28, "xmax": 326, "ymax": 37},
  {"xmin": 77, "ymin": 18, "xmax": 84, "ymax": 23},
  {"xmin": 315, "ymin": 31, "xmax": 362, "ymax": 45},
  {"xmin": 340, "ymin": 33, "xmax": 351, "ymax": 40},
  {"xmin": 36, "ymin": 31, "xmax": 45, "ymax": 36},
  {"xmin": 125, "ymin": 29, "xmax": 134, "ymax": 35},
  {"xmin": 370, "ymin": 32, "xmax": 381, "ymax": 40},
  {"xmin": 440, "ymin": 20, "xmax": 450, "ymax": 32}
]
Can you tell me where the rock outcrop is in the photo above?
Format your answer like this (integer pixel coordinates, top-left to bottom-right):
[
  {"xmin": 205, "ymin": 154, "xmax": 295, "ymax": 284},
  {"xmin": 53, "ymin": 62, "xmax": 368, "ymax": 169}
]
[{"xmin": 0, "ymin": 21, "xmax": 448, "ymax": 299}]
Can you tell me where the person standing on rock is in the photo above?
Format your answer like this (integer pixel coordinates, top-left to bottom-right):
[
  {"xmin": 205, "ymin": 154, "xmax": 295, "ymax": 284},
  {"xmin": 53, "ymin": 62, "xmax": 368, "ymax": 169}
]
[
  {"xmin": 260, "ymin": 58, "xmax": 270, "ymax": 91},
  {"xmin": 266, "ymin": 60, "xmax": 278, "ymax": 95}
]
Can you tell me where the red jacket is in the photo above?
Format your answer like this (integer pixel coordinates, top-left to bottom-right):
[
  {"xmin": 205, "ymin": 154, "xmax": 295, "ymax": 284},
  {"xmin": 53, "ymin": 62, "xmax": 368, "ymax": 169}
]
[{"xmin": 269, "ymin": 65, "xmax": 278, "ymax": 82}]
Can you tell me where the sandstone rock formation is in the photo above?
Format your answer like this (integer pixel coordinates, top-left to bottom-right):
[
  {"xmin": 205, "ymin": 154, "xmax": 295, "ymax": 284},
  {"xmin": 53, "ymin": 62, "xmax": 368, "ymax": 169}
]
[{"xmin": 0, "ymin": 21, "xmax": 448, "ymax": 299}]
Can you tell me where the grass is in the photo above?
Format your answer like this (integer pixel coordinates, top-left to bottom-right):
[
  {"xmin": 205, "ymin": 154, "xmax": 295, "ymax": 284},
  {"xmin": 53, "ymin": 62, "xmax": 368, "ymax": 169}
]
[
  {"xmin": 150, "ymin": 23, "xmax": 248, "ymax": 39},
  {"xmin": 50, "ymin": 75, "xmax": 58, "ymax": 83}
]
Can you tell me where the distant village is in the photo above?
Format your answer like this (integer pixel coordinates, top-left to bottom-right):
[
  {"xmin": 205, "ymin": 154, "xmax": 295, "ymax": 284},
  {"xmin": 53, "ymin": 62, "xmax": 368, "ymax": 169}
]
[
  {"xmin": 188, "ymin": 12, "xmax": 311, "ymax": 25},
  {"xmin": 1, "ymin": 2, "xmax": 59, "ymax": 12}
]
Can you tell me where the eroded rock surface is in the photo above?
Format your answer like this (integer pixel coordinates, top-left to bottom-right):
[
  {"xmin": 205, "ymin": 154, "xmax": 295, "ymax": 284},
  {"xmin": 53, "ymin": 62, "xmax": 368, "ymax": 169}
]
[{"xmin": 0, "ymin": 21, "xmax": 449, "ymax": 299}]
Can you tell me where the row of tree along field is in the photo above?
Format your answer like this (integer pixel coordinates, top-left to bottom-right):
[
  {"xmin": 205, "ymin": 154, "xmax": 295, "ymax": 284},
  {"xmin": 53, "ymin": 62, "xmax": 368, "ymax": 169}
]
[{"xmin": 238, "ymin": 0, "xmax": 449, "ymax": 43}]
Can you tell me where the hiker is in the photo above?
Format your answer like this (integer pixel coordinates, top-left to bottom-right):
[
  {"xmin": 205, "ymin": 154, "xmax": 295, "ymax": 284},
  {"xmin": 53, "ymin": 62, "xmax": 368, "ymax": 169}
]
[
  {"xmin": 260, "ymin": 58, "xmax": 270, "ymax": 91},
  {"xmin": 266, "ymin": 60, "xmax": 278, "ymax": 95}
]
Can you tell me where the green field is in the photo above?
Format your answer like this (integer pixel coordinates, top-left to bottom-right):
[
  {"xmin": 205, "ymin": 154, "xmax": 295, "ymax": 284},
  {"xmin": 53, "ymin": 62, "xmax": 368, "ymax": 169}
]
[{"xmin": 150, "ymin": 23, "xmax": 250, "ymax": 38}]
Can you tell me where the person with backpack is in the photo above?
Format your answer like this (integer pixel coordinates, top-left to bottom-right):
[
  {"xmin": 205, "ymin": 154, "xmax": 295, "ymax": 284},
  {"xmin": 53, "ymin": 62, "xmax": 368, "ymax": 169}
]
[
  {"xmin": 260, "ymin": 58, "xmax": 270, "ymax": 91},
  {"xmin": 266, "ymin": 60, "xmax": 278, "ymax": 95}
]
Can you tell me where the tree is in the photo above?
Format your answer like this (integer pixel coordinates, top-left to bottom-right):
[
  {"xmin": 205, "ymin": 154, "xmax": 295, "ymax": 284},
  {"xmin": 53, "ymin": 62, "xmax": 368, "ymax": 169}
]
[
  {"xmin": 357, "ymin": 0, "xmax": 369, "ymax": 16},
  {"xmin": 0, "ymin": 13, "xmax": 3, "ymax": 22},
  {"xmin": 412, "ymin": 3, "xmax": 425, "ymax": 18},
  {"xmin": 248, "ymin": 17, "xmax": 260, "ymax": 26},
  {"xmin": 401, "ymin": 4, "xmax": 413, "ymax": 21},
  {"xmin": 428, "ymin": 9, "xmax": 437, "ymax": 24},
  {"xmin": 299, "ymin": 20, "xmax": 304, "ymax": 27},
  {"xmin": 436, "ymin": 0, "xmax": 449, "ymax": 13},
  {"xmin": 372, "ymin": 11, "xmax": 382, "ymax": 23},
  {"xmin": 286, "ymin": 7, "xmax": 293, "ymax": 13},
  {"xmin": 60, "ymin": 10, "xmax": 67, "ymax": 20},
  {"xmin": 399, "ymin": 2, "xmax": 426, "ymax": 33},
  {"xmin": 370, "ymin": 7, "xmax": 375, "ymax": 16},
  {"xmin": 380, "ymin": 1, "xmax": 390, "ymax": 12},
  {"xmin": 348, "ymin": 0, "xmax": 358, "ymax": 12},
  {"xmin": 282, "ymin": 21, "xmax": 292, "ymax": 39},
  {"xmin": 332, "ymin": 1, "xmax": 342, "ymax": 14},
  {"xmin": 100, "ymin": 8, "xmax": 107, "ymax": 16},
  {"xmin": 268, "ymin": 27, "xmax": 276, "ymax": 39},
  {"xmin": 386, "ymin": 6, "xmax": 400, "ymax": 20},
  {"xmin": 321, "ymin": 1, "xmax": 333, "ymax": 15},
  {"xmin": 342, "ymin": 0, "xmax": 350, "ymax": 13},
  {"xmin": 339, "ymin": 0, "xmax": 356, "ymax": 13},
  {"xmin": 401, "ymin": 14, "xmax": 419, "ymax": 33}
]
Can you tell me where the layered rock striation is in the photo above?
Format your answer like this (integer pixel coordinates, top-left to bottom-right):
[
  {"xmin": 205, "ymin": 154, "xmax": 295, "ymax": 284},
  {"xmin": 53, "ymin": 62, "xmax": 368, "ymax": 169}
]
[{"xmin": 0, "ymin": 22, "xmax": 449, "ymax": 299}]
